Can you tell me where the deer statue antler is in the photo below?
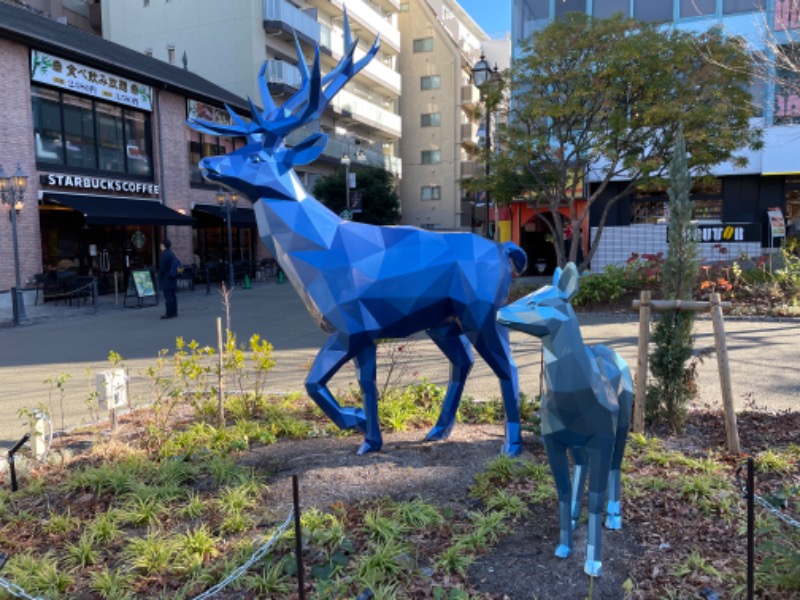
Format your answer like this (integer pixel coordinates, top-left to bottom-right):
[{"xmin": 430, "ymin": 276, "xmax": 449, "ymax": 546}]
[{"xmin": 187, "ymin": 9, "xmax": 379, "ymax": 148}]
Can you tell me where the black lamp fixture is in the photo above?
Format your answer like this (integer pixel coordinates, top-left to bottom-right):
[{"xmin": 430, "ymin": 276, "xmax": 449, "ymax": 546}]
[
  {"xmin": 0, "ymin": 165, "xmax": 28, "ymax": 325},
  {"xmin": 216, "ymin": 187, "xmax": 238, "ymax": 289},
  {"xmin": 0, "ymin": 163, "xmax": 29, "ymax": 325},
  {"xmin": 471, "ymin": 53, "xmax": 501, "ymax": 239},
  {"xmin": 341, "ymin": 153, "xmax": 352, "ymax": 218}
]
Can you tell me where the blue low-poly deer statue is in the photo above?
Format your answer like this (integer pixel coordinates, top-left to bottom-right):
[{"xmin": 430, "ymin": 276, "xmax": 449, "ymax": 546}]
[
  {"xmin": 497, "ymin": 263, "xmax": 632, "ymax": 577},
  {"xmin": 188, "ymin": 14, "xmax": 527, "ymax": 456}
]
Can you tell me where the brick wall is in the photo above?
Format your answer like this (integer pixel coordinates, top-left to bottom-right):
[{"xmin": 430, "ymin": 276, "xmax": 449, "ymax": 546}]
[{"xmin": 0, "ymin": 39, "xmax": 42, "ymax": 291}]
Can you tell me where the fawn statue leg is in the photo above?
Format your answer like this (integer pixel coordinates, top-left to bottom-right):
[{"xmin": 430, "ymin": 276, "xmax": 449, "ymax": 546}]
[
  {"xmin": 425, "ymin": 326, "xmax": 474, "ymax": 441},
  {"xmin": 305, "ymin": 334, "xmax": 365, "ymax": 433},
  {"xmin": 470, "ymin": 322, "xmax": 521, "ymax": 456},
  {"xmin": 353, "ymin": 345, "xmax": 382, "ymax": 454},
  {"xmin": 585, "ymin": 446, "xmax": 613, "ymax": 577},
  {"xmin": 543, "ymin": 435, "xmax": 574, "ymax": 559},
  {"xmin": 571, "ymin": 446, "xmax": 588, "ymax": 529},
  {"xmin": 606, "ymin": 368, "xmax": 633, "ymax": 530}
]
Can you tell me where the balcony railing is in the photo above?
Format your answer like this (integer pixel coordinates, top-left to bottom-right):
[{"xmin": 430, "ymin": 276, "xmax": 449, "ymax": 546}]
[
  {"xmin": 330, "ymin": 0, "xmax": 400, "ymax": 50},
  {"xmin": 321, "ymin": 24, "xmax": 401, "ymax": 93},
  {"xmin": 331, "ymin": 89, "xmax": 402, "ymax": 137},
  {"xmin": 265, "ymin": 60, "xmax": 303, "ymax": 89},
  {"xmin": 460, "ymin": 161, "xmax": 479, "ymax": 178},
  {"xmin": 263, "ymin": 0, "xmax": 320, "ymax": 41},
  {"xmin": 461, "ymin": 122, "xmax": 478, "ymax": 144},
  {"xmin": 462, "ymin": 84, "xmax": 480, "ymax": 106}
]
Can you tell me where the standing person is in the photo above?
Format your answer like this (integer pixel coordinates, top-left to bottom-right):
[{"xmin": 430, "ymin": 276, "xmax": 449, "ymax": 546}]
[{"xmin": 158, "ymin": 239, "xmax": 178, "ymax": 319}]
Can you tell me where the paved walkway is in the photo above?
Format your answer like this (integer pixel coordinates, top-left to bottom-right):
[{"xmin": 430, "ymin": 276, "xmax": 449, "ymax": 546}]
[{"xmin": 1, "ymin": 280, "xmax": 798, "ymax": 451}]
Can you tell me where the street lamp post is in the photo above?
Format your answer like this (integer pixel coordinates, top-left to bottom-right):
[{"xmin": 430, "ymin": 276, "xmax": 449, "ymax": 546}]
[
  {"xmin": 0, "ymin": 164, "xmax": 29, "ymax": 326},
  {"xmin": 471, "ymin": 54, "xmax": 500, "ymax": 239},
  {"xmin": 340, "ymin": 153, "xmax": 352, "ymax": 219},
  {"xmin": 216, "ymin": 188, "xmax": 238, "ymax": 289}
]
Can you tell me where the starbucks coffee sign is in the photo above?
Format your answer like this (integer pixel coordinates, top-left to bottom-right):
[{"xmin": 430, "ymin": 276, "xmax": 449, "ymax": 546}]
[{"xmin": 41, "ymin": 174, "xmax": 160, "ymax": 196}]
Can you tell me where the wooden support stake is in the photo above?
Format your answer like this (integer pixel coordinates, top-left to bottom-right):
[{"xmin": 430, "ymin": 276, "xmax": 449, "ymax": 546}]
[
  {"xmin": 633, "ymin": 290, "xmax": 651, "ymax": 434},
  {"xmin": 710, "ymin": 293, "xmax": 740, "ymax": 453},
  {"xmin": 217, "ymin": 316, "xmax": 225, "ymax": 428}
]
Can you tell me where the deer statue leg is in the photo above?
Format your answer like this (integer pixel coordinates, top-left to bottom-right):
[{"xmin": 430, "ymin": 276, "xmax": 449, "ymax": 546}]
[
  {"xmin": 570, "ymin": 446, "xmax": 588, "ymax": 529},
  {"xmin": 543, "ymin": 435, "xmax": 574, "ymax": 558},
  {"xmin": 305, "ymin": 334, "xmax": 365, "ymax": 433},
  {"xmin": 606, "ymin": 367, "xmax": 633, "ymax": 530},
  {"xmin": 425, "ymin": 326, "xmax": 474, "ymax": 441},
  {"xmin": 353, "ymin": 345, "xmax": 382, "ymax": 455},
  {"xmin": 585, "ymin": 444, "xmax": 614, "ymax": 577},
  {"xmin": 471, "ymin": 323, "xmax": 522, "ymax": 456}
]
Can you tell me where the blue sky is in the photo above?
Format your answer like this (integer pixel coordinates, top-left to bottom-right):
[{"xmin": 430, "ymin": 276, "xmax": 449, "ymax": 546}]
[{"xmin": 457, "ymin": 0, "xmax": 511, "ymax": 37}]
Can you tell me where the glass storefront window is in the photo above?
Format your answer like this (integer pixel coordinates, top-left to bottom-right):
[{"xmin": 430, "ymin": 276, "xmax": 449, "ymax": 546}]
[
  {"xmin": 593, "ymin": 0, "xmax": 630, "ymax": 19},
  {"xmin": 32, "ymin": 87, "xmax": 64, "ymax": 164},
  {"xmin": 96, "ymin": 102, "xmax": 125, "ymax": 173},
  {"xmin": 680, "ymin": 0, "xmax": 716, "ymax": 17},
  {"xmin": 63, "ymin": 94, "xmax": 97, "ymax": 170},
  {"xmin": 723, "ymin": 0, "xmax": 765, "ymax": 14},
  {"xmin": 31, "ymin": 85, "xmax": 153, "ymax": 177},
  {"xmin": 125, "ymin": 112, "xmax": 152, "ymax": 177},
  {"xmin": 555, "ymin": 0, "xmax": 587, "ymax": 20},
  {"xmin": 634, "ymin": 0, "xmax": 674, "ymax": 22}
]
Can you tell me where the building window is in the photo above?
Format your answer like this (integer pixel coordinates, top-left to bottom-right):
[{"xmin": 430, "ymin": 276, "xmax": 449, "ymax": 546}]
[
  {"xmin": 775, "ymin": 44, "xmax": 800, "ymax": 124},
  {"xmin": 633, "ymin": 0, "xmax": 673, "ymax": 22},
  {"xmin": 421, "ymin": 150, "xmax": 441, "ymax": 164},
  {"xmin": 723, "ymin": 0, "xmax": 765, "ymax": 14},
  {"xmin": 514, "ymin": 0, "xmax": 549, "ymax": 44},
  {"xmin": 31, "ymin": 85, "xmax": 153, "ymax": 178},
  {"xmin": 593, "ymin": 0, "xmax": 629, "ymax": 18},
  {"xmin": 413, "ymin": 37, "xmax": 434, "ymax": 52},
  {"xmin": 421, "ymin": 75, "xmax": 441, "ymax": 90},
  {"xmin": 422, "ymin": 186, "xmax": 441, "ymax": 200},
  {"xmin": 555, "ymin": 0, "xmax": 587, "ymax": 19},
  {"xmin": 680, "ymin": 0, "xmax": 715, "ymax": 18},
  {"xmin": 421, "ymin": 112, "xmax": 441, "ymax": 127}
]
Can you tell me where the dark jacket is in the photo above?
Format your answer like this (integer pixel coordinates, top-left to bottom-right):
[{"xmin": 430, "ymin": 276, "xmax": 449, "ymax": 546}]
[{"xmin": 158, "ymin": 247, "xmax": 177, "ymax": 290}]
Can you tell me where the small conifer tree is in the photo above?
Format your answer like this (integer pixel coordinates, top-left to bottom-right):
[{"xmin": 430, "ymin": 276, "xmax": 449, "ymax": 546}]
[{"xmin": 646, "ymin": 129, "xmax": 700, "ymax": 431}]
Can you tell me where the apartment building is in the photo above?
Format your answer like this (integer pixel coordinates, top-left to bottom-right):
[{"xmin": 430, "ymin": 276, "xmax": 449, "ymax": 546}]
[
  {"xmin": 398, "ymin": 0, "xmax": 508, "ymax": 231},
  {"xmin": 512, "ymin": 0, "xmax": 799, "ymax": 269},
  {"xmin": 101, "ymin": 0, "xmax": 402, "ymax": 196}
]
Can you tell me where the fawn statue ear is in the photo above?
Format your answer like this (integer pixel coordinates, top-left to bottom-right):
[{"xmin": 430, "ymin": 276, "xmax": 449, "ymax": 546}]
[
  {"xmin": 286, "ymin": 133, "xmax": 328, "ymax": 166},
  {"xmin": 552, "ymin": 266, "xmax": 563, "ymax": 287},
  {"xmin": 556, "ymin": 262, "xmax": 580, "ymax": 301}
]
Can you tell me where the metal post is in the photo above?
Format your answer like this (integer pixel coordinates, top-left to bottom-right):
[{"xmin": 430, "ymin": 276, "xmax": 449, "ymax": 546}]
[
  {"xmin": 225, "ymin": 203, "xmax": 235, "ymax": 290},
  {"xmin": 8, "ymin": 433, "xmax": 30, "ymax": 492},
  {"xmin": 9, "ymin": 206, "xmax": 27, "ymax": 325},
  {"xmin": 484, "ymin": 107, "xmax": 491, "ymax": 239},
  {"xmin": 92, "ymin": 278, "xmax": 99, "ymax": 313},
  {"xmin": 292, "ymin": 475, "xmax": 305, "ymax": 600},
  {"xmin": 345, "ymin": 162, "xmax": 351, "ymax": 212},
  {"xmin": 747, "ymin": 456, "xmax": 754, "ymax": 600}
]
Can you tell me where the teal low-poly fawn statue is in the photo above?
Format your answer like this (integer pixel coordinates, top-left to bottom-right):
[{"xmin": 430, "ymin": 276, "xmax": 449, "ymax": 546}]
[{"xmin": 497, "ymin": 263, "xmax": 633, "ymax": 577}]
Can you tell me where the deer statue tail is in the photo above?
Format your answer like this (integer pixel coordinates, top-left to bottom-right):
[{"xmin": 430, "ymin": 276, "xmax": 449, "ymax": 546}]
[{"xmin": 503, "ymin": 241, "xmax": 528, "ymax": 275}]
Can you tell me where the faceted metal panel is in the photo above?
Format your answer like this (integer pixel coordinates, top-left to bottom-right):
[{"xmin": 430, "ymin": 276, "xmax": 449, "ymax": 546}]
[{"xmin": 498, "ymin": 263, "xmax": 633, "ymax": 576}]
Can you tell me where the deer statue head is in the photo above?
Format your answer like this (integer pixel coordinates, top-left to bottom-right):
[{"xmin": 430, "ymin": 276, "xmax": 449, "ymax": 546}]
[{"xmin": 186, "ymin": 11, "xmax": 379, "ymax": 203}]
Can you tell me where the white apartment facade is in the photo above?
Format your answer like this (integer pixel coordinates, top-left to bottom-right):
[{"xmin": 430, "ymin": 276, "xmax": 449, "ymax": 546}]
[
  {"xmin": 102, "ymin": 0, "xmax": 402, "ymax": 193},
  {"xmin": 398, "ymin": 0, "xmax": 508, "ymax": 230}
]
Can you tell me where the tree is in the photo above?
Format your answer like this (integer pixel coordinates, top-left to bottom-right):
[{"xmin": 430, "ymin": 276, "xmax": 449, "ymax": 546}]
[
  {"xmin": 646, "ymin": 130, "xmax": 700, "ymax": 432},
  {"xmin": 312, "ymin": 165, "xmax": 400, "ymax": 226},
  {"xmin": 499, "ymin": 13, "xmax": 762, "ymax": 271}
]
